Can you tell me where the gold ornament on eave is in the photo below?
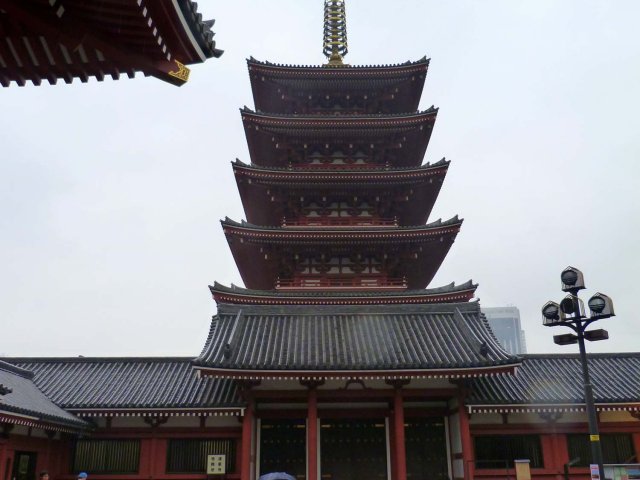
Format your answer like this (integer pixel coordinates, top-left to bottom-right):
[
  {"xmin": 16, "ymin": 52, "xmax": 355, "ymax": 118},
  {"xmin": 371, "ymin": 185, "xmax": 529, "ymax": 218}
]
[{"xmin": 323, "ymin": 0, "xmax": 348, "ymax": 65}]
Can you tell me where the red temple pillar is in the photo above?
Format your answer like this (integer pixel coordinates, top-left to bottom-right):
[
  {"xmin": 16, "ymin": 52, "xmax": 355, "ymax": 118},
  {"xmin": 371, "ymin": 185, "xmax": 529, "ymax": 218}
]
[
  {"xmin": 241, "ymin": 400, "xmax": 255, "ymax": 480},
  {"xmin": 0, "ymin": 438, "xmax": 7, "ymax": 480},
  {"xmin": 457, "ymin": 399, "xmax": 474, "ymax": 480},
  {"xmin": 307, "ymin": 387, "xmax": 318, "ymax": 480},
  {"xmin": 393, "ymin": 387, "xmax": 407, "ymax": 480}
]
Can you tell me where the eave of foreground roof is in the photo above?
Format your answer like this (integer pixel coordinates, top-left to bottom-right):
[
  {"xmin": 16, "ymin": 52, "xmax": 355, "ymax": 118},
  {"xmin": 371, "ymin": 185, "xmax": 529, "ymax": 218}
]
[{"xmin": 0, "ymin": 0, "xmax": 221, "ymax": 87}]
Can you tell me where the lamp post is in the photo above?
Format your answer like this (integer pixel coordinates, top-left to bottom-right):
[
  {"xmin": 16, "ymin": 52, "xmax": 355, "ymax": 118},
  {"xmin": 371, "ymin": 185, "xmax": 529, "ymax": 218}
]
[{"xmin": 541, "ymin": 266, "xmax": 615, "ymax": 480}]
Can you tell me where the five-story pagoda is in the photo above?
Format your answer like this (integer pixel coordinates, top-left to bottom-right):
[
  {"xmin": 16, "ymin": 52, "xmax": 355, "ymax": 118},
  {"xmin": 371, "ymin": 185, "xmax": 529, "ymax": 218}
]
[{"xmin": 195, "ymin": 3, "xmax": 519, "ymax": 480}]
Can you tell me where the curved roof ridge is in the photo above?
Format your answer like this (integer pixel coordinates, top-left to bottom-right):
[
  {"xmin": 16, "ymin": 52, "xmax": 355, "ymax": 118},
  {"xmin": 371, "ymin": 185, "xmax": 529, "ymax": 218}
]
[
  {"xmin": 221, "ymin": 216, "xmax": 462, "ymax": 231},
  {"xmin": 232, "ymin": 158, "xmax": 450, "ymax": 173},
  {"xmin": 246, "ymin": 56, "xmax": 429, "ymax": 69},
  {"xmin": 242, "ymin": 106, "xmax": 438, "ymax": 119},
  {"xmin": 210, "ymin": 280, "xmax": 477, "ymax": 297},
  {"xmin": 3, "ymin": 356, "xmax": 194, "ymax": 364}
]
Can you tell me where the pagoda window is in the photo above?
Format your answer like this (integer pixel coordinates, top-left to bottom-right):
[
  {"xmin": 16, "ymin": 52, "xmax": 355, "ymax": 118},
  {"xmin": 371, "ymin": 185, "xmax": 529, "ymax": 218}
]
[
  {"xmin": 294, "ymin": 256, "xmax": 382, "ymax": 276},
  {"xmin": 300, "ymin": 148, "xmax": 377, "ymax": 169}
]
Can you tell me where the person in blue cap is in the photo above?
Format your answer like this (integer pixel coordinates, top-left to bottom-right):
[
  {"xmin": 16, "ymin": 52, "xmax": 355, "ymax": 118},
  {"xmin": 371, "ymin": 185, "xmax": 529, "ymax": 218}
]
[{"xmin": 77, "ymin": 473, "xmax": 88, "ymax": 480}]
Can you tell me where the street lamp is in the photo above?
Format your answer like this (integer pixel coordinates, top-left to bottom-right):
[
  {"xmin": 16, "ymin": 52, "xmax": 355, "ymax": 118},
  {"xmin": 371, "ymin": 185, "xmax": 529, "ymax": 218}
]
[{"xmin": 541, "ymin": 266, "xmax": 615, "ymax": 480}]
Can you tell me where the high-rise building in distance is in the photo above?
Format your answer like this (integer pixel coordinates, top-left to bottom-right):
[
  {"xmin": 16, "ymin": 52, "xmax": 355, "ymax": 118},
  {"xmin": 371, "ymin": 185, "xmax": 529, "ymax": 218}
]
[{"xmin": 482, "ymin": 306, "xmax": 527, "ymax": 354}]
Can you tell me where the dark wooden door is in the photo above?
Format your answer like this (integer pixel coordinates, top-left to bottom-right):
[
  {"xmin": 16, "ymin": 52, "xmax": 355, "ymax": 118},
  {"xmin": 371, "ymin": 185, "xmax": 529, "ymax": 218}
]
[
  {"xmin": 405, "ymin": 418, "xmax": 449, "ymax": 480},
  {"xmin": 12, "ymin": 452, "xmax": 37, "ymax": 480},
  {"xmin": 320, "ymin": 419, "xmax": 387, "ymax": 480}
]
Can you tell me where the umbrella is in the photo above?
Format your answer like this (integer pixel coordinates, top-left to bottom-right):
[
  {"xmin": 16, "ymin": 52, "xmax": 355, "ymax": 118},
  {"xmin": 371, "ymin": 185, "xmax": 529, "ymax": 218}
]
[{"xmin": 258, "ymin": 473, "xmax": 296, "ymax": 480}]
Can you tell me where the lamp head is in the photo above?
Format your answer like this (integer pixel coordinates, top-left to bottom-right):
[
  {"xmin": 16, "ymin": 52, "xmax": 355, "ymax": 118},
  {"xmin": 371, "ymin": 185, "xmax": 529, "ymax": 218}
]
[
  {"xmin": 542, "ymin": 301, "xmax": 561, "ymax": 326},
  {"xmin": 559, "ymin": 294, "xmax": 585, "ymax": 319},
  {"xmin": 588, "ymin": 292, "xmax": 615, "ymax": 320},
  {"xmin": 561, "ymin": 266, "xmax": 586, "ymax": 294}
]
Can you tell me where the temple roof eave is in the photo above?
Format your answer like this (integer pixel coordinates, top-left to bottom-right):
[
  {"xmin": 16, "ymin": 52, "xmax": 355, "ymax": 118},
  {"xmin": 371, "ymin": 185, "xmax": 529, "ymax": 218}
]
[
  {"xmin": 232, "ymin": 158, "xmax": 450, "ymax": 183},
  {"xmin": 209, "ymin": 281, "xmax": 478, "ymax": 306},
  {"xmin": 221, "ymin": 216, "xmax": 462, "ymax": 239},
  {"xmin": 241, "ymin": 107, "xmax": 438, "ymax": 124},
  {"xmin": 247, "ymin": 56, "xmax": 430, "ymax": 74},
  {"xmin": 193, "ymin": 364, "xmax": 520, "ymax": 381}
]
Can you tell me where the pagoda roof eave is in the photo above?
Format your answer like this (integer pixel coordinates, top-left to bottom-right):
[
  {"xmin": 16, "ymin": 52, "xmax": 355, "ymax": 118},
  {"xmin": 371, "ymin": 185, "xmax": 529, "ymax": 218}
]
[
  {"xmin": 232, "ymin": 158, "xmax": 449, "ymax": 179},
  {"xmin": 209, "ymin": 280, "xmax": 478, "ymax": 306},
  {"xmin": 241, "ymin": 107, "xmax": 438, "ymax": 124},
  {"xmin": 247, "ymin": 56, "xmax": 430, "ymax": 74},
  {"xmin": 221, "ymin": 216, "xmax": 462, "ymax": 239}
]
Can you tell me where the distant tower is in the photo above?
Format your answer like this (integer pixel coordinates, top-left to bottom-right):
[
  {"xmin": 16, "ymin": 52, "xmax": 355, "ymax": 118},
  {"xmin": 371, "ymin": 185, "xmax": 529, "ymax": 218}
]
[{"xmin": 482, "ymin": 306, "xmax": 527, "ymax": 354}]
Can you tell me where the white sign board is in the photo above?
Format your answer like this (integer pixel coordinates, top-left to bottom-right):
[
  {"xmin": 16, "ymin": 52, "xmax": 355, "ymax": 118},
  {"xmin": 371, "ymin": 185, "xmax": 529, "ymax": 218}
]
[{"xmin": 207, "ymin": 454, "xmax": 226, "ymax": 475}]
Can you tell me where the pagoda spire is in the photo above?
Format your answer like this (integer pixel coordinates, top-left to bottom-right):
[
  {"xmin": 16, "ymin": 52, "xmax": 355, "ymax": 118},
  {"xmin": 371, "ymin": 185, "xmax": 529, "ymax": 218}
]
[{"xmin": 323, "ymin": 0, "xmax": 348, "ymax": 65}]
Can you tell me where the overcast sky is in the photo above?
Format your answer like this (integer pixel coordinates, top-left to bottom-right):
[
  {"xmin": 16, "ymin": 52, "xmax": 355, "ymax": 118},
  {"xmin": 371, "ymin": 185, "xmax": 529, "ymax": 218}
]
[{"xmin": 1, "ymin": 0, "xmax": 639, "ymax": 358}]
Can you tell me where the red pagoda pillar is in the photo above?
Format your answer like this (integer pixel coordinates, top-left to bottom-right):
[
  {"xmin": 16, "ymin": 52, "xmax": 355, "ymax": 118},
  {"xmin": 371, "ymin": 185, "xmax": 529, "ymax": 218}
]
[
  {"xmin": 241, "ymin": 400, "xmax": 255, "ymax": 480},
  {"xmin": 389, "ymin": 382, "xmax": 407, "ymax": 480},
  {"xmin": 307, "ymin": 387, "xmax": 319, "ymax": 480}
]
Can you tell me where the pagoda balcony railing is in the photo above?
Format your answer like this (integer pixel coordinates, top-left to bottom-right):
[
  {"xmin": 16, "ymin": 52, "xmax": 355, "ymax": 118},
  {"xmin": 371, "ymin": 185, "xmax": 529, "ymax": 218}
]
[
  {"xmin": 275, "ymin": 276, "xmax": 407, "ymax": 291},
  {"xmin": 296, "ymin": 162, "xmax": 389, "ymax": 171},
  {"xmin": 283, "ymin": 217, "xmax": 398, "ymax": 228}
]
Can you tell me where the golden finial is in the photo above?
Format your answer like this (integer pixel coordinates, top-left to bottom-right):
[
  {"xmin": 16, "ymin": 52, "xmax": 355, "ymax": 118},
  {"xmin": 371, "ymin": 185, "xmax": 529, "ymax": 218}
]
[{"xmin": 323, "ymin": 0, "xmax": 348, "ymax": 65}]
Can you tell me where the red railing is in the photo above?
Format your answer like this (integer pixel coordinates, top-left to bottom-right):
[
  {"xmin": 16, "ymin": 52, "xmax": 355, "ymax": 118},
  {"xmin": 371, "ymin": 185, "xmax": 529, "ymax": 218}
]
[
  {"xmin": 298, "ymin": 162, "xmax": 388, "ymax": 170},
  {"xmin": 275, "ymin": 276, "xmax": 407, "ymax": 290},
  {"xmin": 282, "ymin": 217, "xmax": 398, "ymax": 227}
]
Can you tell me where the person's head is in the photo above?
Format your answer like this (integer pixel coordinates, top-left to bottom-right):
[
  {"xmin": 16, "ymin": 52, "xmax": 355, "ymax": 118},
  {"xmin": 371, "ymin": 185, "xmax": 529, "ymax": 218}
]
[
  {"xmin": 39, "ymin": 471, "xmax": 49, "ymax": 480},
  {"xmin": 77, "ymin": 473, "xmax": 88, "ymax": 480}
]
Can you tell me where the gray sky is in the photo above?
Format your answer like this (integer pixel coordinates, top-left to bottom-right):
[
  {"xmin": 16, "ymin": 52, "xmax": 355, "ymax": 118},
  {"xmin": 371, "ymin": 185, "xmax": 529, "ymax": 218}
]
[{"xmin": 1, "ymin": 0, "xmax": 639, "ymax": 357}]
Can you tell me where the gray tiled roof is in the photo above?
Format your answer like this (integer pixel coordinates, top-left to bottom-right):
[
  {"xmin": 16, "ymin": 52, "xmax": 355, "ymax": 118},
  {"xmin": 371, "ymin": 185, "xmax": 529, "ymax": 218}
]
[
  {"xmin": 5, "ymin": 357, "xmax": 242, "ymax": 410},
  {"xmin": 0, "ymin": 360, "xmax": 88, "ymax": 429},
  {"xmin": 193, "ymin": 302, "xmax": 519, "ymax": 374},
  {"xmin": 467, "ymin": 353, "xmax": 640, "ymax": 407}
]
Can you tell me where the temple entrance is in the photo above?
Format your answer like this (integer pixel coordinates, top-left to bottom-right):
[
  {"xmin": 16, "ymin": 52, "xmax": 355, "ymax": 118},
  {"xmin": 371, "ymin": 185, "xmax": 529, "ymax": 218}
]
[
  {"xmin": 11, "ymin": 452, "xmax": 37, "ymax": 480},
  {"xmin": 259, "ymin": 419, "xmax": 307, "ymax": 479},
  {"xmin": 320, "ymin": 418, "xmax": 387, "ymax": 480},
  {"xmin": 405, "ymin": 418, "xmax": 449, "ymax": 480}
]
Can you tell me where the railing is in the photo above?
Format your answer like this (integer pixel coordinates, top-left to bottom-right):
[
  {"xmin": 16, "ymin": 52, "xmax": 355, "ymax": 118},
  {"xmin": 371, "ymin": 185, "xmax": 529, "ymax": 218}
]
[
  {"xmin": 275, "ymin": 276, "xmax": 407, "ymax": 290},
  {"xmin": 282, "ymin": 217, "xmax": 398, "ymax": 227},
  {"xmin": 298, "ymin": 162, "xmax": 389, "ymax": 170}
]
